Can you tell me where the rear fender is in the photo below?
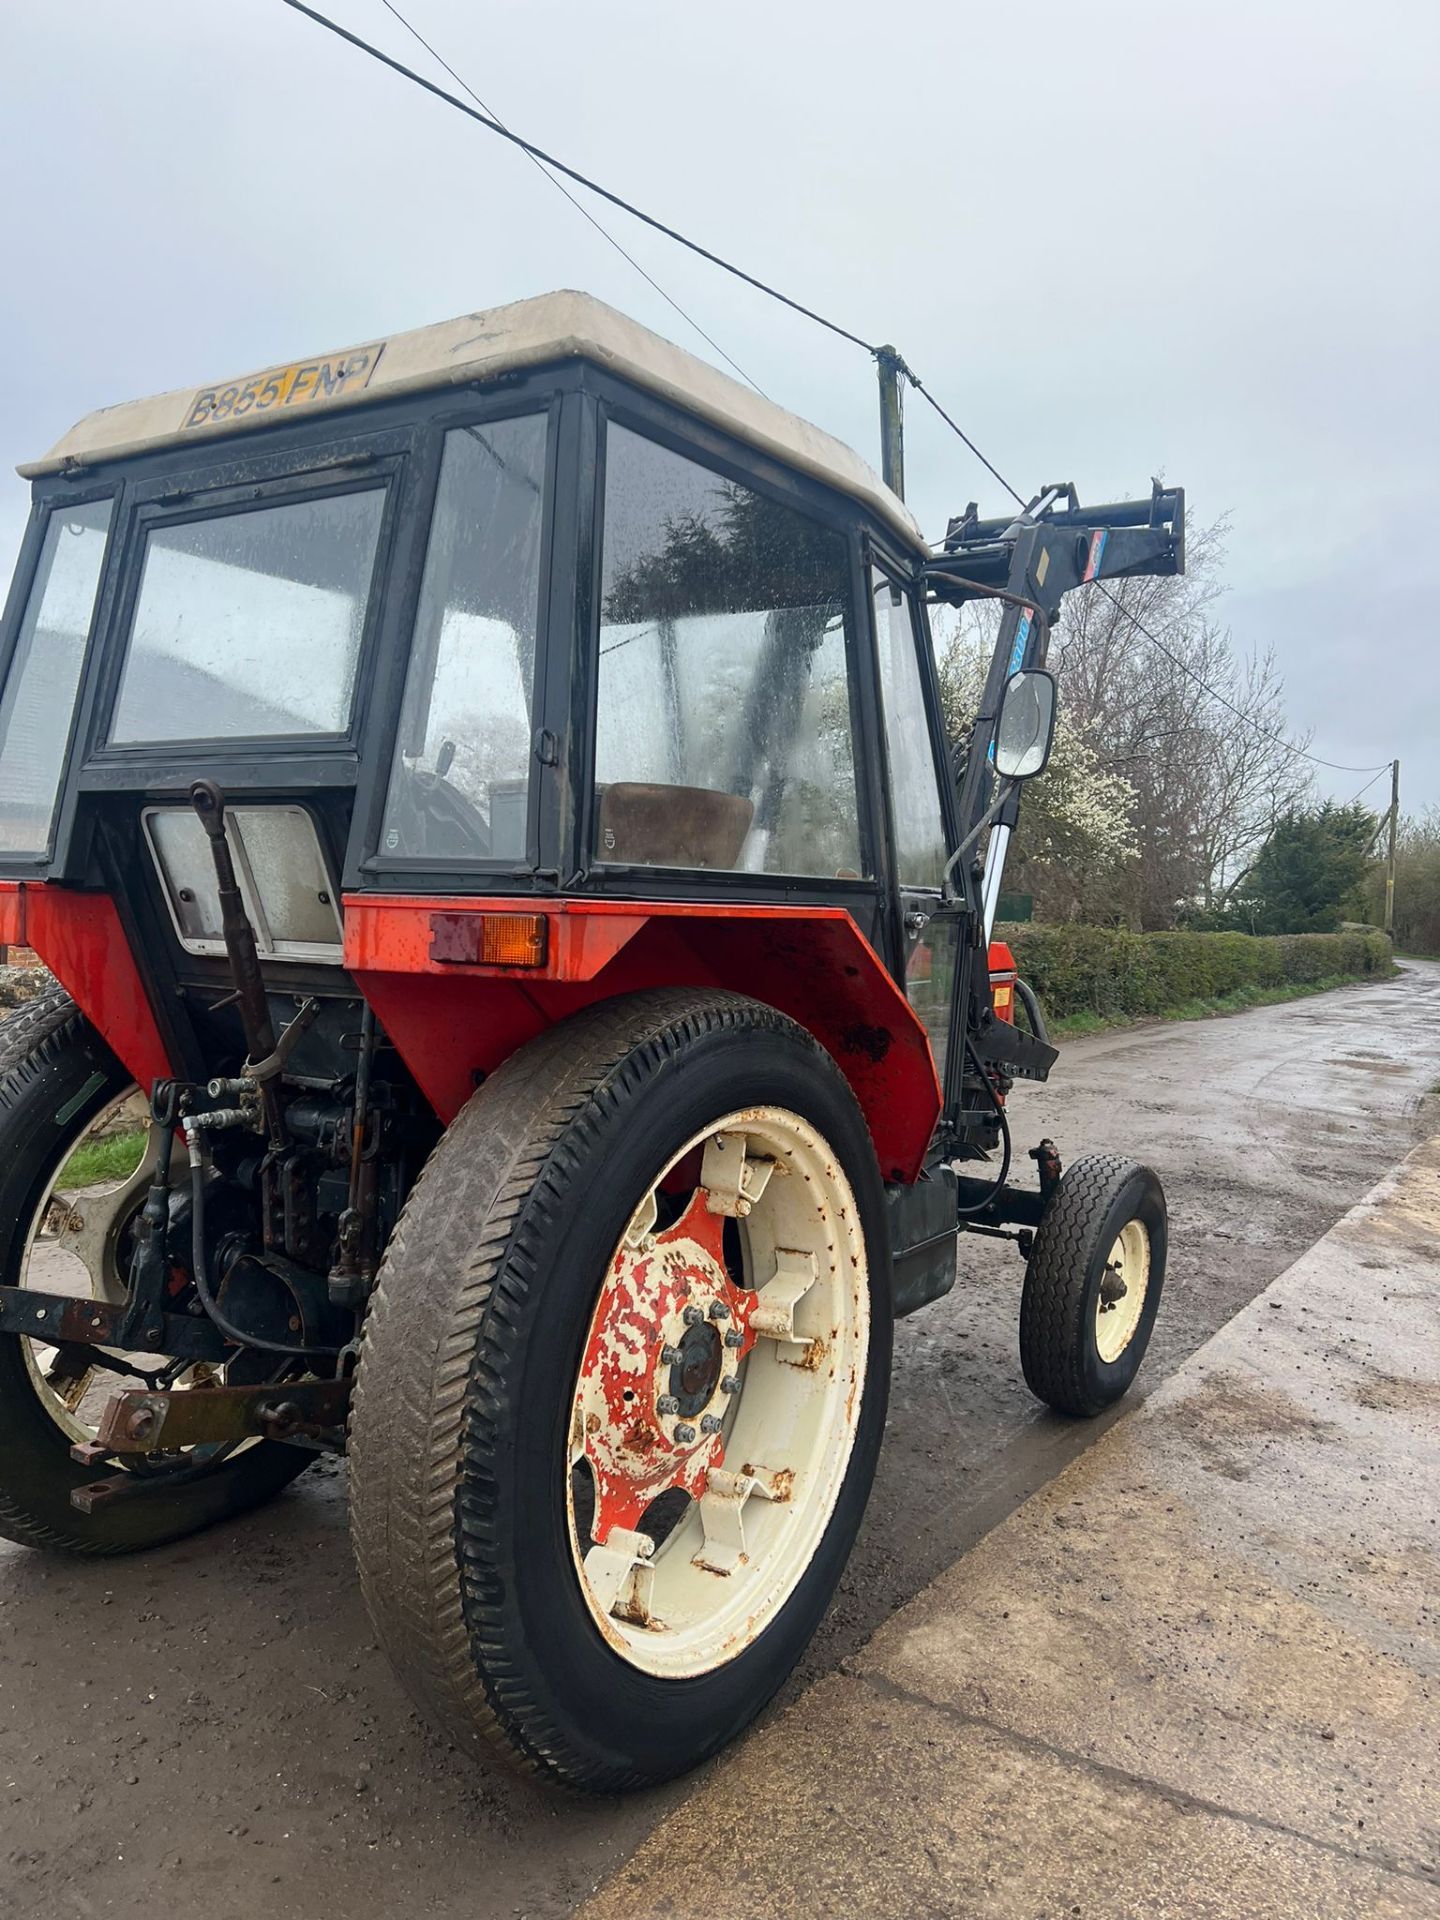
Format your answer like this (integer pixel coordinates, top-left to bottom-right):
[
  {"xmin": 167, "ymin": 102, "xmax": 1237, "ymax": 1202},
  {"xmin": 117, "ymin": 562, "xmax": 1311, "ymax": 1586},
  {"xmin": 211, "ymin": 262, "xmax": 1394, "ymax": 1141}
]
[
  {"xmin": 345, "ymin": 898, "xmax": 941, "ymax": 1183},
  {"xmin": 0, "ymin": 882, "xmax": 171, "ymax": 1092}
]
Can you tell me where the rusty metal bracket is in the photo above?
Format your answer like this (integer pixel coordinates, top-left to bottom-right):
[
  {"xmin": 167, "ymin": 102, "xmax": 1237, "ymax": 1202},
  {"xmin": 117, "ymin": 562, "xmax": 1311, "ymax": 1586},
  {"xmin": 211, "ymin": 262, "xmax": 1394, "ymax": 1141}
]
[
  {"xmin": 91, "ymin": 1378, "xmax": 351, "ymax": 1454},
  {"xmin": 0, "ymin": 1285, "xmax": 230, "ymax": 1361}
]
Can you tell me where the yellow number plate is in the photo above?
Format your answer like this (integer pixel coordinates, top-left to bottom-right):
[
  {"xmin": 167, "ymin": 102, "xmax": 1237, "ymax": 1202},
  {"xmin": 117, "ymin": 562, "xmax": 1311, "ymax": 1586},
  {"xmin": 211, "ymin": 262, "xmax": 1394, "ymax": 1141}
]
[{"xmin": 183, "ymin": 343, "xmax": 385, "ymax": 431}]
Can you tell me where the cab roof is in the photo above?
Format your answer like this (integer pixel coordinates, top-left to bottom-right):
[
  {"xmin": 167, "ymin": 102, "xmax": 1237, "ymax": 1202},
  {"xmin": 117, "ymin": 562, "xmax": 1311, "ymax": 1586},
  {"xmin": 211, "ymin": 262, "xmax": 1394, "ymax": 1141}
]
[{"xmin": 21, "ymin": 289, "xmax": 925, "ymax": 552}]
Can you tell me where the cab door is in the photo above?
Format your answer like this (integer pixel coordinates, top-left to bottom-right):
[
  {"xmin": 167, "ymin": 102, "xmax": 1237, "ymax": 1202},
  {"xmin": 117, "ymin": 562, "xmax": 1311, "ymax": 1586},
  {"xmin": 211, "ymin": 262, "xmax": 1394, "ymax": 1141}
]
[{"xmin": 868, "ymin": 565, "xmax": 963, "ymax": 1100}]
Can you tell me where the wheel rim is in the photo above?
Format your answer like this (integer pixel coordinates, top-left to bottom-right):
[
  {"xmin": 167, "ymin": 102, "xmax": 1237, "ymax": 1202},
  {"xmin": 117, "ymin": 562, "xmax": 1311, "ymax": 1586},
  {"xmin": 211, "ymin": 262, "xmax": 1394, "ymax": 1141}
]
[
  {"xmin": 1094, "ymin": 1217, "xmax": 1150, "ymax": 1364},
  {"xmin": 16, "ymin": 1085, "xmax": 229, "ymax": 1450},
  {"xmin": 566, "ymin": 1106, "xmax": 869, "ymax": 1679}
]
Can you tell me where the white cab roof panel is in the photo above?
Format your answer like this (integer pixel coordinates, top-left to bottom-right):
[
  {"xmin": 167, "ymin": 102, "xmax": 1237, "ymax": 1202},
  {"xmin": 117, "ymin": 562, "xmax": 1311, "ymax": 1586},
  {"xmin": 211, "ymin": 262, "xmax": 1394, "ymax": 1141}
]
[{"xmin": 21, "ymin": 289, "xmax": 924, "ymax": 551}]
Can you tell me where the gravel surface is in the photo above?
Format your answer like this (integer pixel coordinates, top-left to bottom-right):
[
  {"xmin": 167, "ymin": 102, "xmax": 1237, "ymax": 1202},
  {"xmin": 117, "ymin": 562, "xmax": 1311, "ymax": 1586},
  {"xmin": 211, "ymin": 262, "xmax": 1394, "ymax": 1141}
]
[{"xmin": 1, "ymin": 961, "xmax": 1436, "ymax": 1919}]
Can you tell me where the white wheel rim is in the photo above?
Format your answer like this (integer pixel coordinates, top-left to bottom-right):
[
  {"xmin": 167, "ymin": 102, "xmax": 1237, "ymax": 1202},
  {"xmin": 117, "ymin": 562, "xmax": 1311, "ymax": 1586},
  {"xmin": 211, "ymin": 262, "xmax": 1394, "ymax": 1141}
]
[
  {"xmin": 1094, "ymin": 1217, "xmax": 1150, "ymax": 1364},
  {"xmin": 566, "ymin": 1106, "xmax": 869, "ymax": 1679},
  {"xmin": 17, "ymin": 1086, "xmax": 232, "ymax": 1449}
]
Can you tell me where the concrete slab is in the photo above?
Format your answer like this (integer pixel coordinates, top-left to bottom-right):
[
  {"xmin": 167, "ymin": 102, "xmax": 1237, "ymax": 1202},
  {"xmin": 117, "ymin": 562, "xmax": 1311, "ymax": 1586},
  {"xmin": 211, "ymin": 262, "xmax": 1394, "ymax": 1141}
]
[
  {"xmin": 580, "ymin": 1140, "xmax": 1440, "ymax": 1919},
  {"xmin": 583, "ymin": 1676, "xmax": 1436, "ymax": 1920}
]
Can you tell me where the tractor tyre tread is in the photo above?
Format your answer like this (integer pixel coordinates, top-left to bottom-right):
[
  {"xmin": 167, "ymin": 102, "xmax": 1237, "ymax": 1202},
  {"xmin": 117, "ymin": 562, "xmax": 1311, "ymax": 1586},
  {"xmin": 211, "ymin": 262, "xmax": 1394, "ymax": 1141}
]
[{"xmin": 0, "ymin": 984, "xmax": 78, "ymax": 1080}]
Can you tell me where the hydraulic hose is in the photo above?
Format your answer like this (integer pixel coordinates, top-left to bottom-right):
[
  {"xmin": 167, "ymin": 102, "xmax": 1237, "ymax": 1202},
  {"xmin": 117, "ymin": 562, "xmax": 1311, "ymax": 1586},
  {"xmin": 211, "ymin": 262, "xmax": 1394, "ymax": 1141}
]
[
  {"xmin": 1013, "ymin": 977, "xmax": 1050, "ymax": 1045},
  {"xmin": 954, "ymin": 1035, "xmax": 1013, "ymax": 1219}
]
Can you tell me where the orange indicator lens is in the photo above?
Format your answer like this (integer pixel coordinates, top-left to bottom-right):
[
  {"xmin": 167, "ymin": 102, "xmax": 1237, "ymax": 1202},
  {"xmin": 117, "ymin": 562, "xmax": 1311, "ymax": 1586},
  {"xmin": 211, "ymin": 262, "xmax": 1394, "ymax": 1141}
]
[{"xmin": 476, "ymin": 913, "xmax": 549, "ymax": 967}]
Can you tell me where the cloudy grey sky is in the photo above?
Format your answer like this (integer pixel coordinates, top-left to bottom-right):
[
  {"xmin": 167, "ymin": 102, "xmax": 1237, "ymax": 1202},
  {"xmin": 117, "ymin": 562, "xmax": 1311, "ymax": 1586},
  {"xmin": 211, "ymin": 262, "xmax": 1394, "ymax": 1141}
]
[{"xmin": 1, "ymin": 0, "xmax": 1435, "ymax": 808}]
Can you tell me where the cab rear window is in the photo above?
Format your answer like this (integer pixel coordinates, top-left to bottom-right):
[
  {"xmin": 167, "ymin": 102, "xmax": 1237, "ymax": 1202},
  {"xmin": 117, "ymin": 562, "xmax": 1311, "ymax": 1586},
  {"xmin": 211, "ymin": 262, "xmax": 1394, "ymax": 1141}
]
[{"xmin": 109, "ymin": 488, "xmax": 385, "ymax": 745}]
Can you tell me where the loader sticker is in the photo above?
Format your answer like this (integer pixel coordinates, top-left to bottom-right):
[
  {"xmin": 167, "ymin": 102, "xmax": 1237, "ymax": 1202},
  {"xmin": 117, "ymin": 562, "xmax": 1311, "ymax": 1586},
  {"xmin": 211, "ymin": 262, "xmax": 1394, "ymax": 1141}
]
[
  {"xmin": 988, "ymin": 607, "xmax": 1037, "ymax": 761},
  {"xmin": 1007, "ymin": 610, "xmax": 1033, "ymax": 676},
  {"xmin": 1083, "ymin": 528, "xmax": 1109, "ymax": 580},
  {"xmin": 183, "ymin": 344, "xmax": 386, "ymax": 430}
]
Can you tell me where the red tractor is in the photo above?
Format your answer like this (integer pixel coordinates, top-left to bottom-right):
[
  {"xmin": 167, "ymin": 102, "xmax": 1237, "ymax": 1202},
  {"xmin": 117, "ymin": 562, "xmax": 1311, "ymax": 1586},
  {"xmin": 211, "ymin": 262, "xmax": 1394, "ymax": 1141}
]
[{"xmin": 0, "ymin": 293, "xmax": 1180, "ymax": 1788}]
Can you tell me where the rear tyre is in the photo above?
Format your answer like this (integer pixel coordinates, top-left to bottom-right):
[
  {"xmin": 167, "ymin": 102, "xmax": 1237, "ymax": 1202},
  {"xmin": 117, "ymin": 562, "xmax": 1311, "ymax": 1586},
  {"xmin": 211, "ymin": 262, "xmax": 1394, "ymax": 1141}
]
[
  {"xmin": 0, "ymin": 998, "xmax": 311, "ymax": 1554},
  {"xmin": 1019, "ymin": 1154, "xmax": 1167, "ymax": 1417},
  {"xmin": 349, "ymin": 988, "xmax": 892, "ymax": 1792}
]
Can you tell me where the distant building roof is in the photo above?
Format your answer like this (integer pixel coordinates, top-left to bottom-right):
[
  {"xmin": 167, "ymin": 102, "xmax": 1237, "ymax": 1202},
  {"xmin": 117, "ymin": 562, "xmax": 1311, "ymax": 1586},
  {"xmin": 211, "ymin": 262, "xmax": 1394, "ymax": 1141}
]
[{"xmin": 21, "ymin": 290, "xmax": 925, "ymax": 552}]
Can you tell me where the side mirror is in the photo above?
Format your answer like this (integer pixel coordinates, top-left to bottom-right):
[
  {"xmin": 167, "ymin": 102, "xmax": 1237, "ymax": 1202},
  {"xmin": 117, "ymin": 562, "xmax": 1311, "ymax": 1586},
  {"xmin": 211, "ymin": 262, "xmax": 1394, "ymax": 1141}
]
[{"xmin": 994, "ymin": 669, "xmax": 1057, "ymax": 780}]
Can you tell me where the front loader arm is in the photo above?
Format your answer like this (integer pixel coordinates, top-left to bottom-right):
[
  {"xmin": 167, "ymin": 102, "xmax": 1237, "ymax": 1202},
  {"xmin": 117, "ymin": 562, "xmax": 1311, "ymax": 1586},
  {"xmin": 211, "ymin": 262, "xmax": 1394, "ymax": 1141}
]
[{"xmin": 923, "ymin": 479, "xmax": 1185, "ymax": 933}]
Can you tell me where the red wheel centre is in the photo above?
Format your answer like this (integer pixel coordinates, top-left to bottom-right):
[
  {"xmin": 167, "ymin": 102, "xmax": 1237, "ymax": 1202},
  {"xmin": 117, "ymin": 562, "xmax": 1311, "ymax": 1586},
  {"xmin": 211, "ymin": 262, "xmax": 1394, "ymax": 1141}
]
[{"xmin": 575, "ymin": 1189, "xmax": 757, "ymax": 1542}]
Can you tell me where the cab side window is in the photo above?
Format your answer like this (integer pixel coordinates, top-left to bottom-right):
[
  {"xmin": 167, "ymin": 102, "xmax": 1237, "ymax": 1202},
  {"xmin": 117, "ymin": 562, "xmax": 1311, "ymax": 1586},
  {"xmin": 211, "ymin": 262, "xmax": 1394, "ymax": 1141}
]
[
  {"xmin": 872, "ymin": 570, "xmax": 957, "ymax": 1081},
  {"xmin": 871, "ymin": 571, "xmax": 948, "ymax": 887},
  {"xmin": 594, "ymin": 424, "xmax": 864, "ymax": 878}
]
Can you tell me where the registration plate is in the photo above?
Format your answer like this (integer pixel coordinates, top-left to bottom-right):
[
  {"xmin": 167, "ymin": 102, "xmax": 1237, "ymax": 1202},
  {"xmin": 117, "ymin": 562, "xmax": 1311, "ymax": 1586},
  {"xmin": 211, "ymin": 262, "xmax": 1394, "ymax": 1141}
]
[{"xmin": 183, "ymin": 342, "xmax": 385, "ymax": 431}]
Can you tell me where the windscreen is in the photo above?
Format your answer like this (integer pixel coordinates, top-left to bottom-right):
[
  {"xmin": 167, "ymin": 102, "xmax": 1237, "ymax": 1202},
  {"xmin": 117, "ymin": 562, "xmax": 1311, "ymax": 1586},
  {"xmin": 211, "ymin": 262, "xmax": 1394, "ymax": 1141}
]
[
  {"xmin": 109, "ymin": 489, "xmax": 385, "ymax": 744},
  {"xmin": 0, "ymin": 499, "xmax": 113, "ymax": 856}
]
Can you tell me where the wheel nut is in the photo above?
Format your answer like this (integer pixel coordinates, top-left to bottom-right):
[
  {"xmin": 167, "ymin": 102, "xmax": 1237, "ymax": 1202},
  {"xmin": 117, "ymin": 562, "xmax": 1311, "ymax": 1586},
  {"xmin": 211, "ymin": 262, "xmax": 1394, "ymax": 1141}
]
[
  {"xmin": 720, "ymin": 1376, "xmax": 741, "ymax": 1396},
  {"xmin": 660, "ymin": 1344, "xmax": 682, "ymax": 1365},
  {"xmin": 656, "ymin": 1394, "xmax": 680, "ymax": 1415},
  {"xmin": 708, "ymin": 1301, "xmax": 730, "ymax": 1322},
  {"xmin": 700, "ymin": 1414, "xmax": 723, "ymax": 1435},
  {"xmin": 674, "ymin": 1423, "xmax": 697, "ymax": 1444},
  {"xmin": 724, "ymin": 1329, "xmax": 744, "ymax": 1349},
  {"xmin": 682, "ymin": 1305, "xmax": 704, "ymax": 1326}
]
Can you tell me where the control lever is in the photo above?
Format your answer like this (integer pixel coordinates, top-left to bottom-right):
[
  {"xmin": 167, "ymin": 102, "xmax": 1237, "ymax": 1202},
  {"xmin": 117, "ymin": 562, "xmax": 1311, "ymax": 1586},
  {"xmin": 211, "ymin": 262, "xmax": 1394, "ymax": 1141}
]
[{"xmin": 188, "ymin": 780, "xmax": 286, "ymax": 1151}]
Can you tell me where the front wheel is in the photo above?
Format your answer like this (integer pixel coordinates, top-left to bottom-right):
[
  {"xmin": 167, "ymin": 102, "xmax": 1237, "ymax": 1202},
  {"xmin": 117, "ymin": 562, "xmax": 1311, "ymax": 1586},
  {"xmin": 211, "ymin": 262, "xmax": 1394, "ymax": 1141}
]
[
  {"xmin": 1018, "ymin": 1154, "xmax": 1167, "ymax": 1417},
  {"xmin": 348, "ymin": 989, "xmax": 892, "ymax": 1792}
]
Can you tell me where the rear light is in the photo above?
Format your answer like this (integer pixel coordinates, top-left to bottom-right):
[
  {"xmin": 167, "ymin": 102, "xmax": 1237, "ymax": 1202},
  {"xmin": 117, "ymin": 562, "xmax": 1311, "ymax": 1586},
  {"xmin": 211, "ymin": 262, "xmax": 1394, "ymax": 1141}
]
[
  {"xmin": 990, "ymin": 979, "xmax": 1015, "ymax": 1022},
  {"xmin": 429, "ymin": 911, "xmax": 549, "ymax": 968}
]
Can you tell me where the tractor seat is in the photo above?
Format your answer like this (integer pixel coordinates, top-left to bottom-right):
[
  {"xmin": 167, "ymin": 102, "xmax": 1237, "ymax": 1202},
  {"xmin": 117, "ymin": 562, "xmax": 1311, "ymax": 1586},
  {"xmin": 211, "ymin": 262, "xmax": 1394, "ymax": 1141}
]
[{"xmin": 597, "ymin": 782, "xmax": 754, "ymax": 870}]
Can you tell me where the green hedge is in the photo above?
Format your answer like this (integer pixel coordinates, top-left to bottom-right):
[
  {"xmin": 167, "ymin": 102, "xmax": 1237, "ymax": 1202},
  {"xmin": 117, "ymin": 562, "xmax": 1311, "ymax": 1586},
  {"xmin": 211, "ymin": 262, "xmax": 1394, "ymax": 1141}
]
[{"xmin": 996, "ymin": 925, "xmax": 1394, "ymax": 1022}]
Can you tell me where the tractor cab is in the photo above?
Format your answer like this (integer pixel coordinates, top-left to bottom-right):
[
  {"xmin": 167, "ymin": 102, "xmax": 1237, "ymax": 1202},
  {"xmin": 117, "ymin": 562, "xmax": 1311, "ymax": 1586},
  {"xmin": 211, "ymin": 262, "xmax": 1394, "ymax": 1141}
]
[{"xmin": 0, "ymin": 292, "xmax": 1184, "ymax": 1789}]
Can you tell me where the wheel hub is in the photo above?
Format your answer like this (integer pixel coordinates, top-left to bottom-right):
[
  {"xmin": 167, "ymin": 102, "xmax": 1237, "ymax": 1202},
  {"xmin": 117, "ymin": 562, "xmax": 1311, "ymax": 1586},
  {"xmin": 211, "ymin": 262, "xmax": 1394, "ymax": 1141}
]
[
  {"xmin": 671, "ymin": 1319, "xmax": 723, "ymax": 1411},
  {"xmin": 574, "ymin": 1189, "xmax": 756, "ymax": 1540}
]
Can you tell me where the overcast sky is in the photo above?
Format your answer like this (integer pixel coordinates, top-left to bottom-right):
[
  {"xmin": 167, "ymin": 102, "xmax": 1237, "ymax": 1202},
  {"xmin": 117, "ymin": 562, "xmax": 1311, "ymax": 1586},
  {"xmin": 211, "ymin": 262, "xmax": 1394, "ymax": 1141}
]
[{"xmin": 1, "ymin": 0, "xmax": 1435, "ymax": 810}]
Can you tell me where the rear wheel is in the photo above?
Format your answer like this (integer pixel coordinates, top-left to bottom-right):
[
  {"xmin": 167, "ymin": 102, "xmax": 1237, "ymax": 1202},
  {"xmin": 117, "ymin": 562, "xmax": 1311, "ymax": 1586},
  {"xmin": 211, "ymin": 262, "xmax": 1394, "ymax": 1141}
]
[
  {"xmin": 0, "ymin": 993, "xmax": 310, "ymax": 1554},
  {"xmin": 1018, "ymin": 1154, "xmax": 1167, "ymax": 1417},
  {"xmin": 349, "ymin": 989, "xmax": 892, "ymax": 1791}
]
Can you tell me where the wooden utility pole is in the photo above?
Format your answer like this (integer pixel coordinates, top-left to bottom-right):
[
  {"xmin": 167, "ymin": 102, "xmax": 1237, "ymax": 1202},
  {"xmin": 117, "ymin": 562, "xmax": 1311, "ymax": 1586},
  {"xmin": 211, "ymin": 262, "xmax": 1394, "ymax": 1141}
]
[
  {"xmin": 1384, "ymin": 757, "xmax": 1400, "ymax": 937},
  {"xmin": 875, "ymin": 346, "xmax": 906, "ymax": 501}
]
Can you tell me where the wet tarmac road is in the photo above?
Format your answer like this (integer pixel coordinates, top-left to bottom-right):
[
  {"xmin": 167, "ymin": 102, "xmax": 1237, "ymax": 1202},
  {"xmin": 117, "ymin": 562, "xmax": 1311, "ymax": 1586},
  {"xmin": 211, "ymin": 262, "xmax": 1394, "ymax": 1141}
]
[{"xmin": 2, "ymin": 963, "xmax": 1436, "ymax": 1919}]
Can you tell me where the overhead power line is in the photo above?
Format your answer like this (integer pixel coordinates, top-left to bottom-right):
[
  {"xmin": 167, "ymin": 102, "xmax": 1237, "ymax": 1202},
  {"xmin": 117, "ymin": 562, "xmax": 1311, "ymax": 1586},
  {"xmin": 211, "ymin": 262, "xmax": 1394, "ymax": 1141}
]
[
  {"xmin": 374, "ymin": 0, "xmax": 764, "ymax": 395},
  {"xmin": 281, "ymin": 1, "xmax": 875, "ymax": 354},
  {"xmin": 1090, "ymin": 582, "xmax": 1391, "ymax": 777},
  {"xmin": 281, "ymin": 0, "xmax": 1391, "ymax": 786}
]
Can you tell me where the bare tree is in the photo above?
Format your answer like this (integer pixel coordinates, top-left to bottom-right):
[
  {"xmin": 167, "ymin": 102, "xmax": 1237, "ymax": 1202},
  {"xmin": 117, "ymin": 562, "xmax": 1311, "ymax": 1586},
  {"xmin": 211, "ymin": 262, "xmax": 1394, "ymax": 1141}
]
[{"xmin": 932, "ymin": 514, "xmax": 1314, "ymax": 927}]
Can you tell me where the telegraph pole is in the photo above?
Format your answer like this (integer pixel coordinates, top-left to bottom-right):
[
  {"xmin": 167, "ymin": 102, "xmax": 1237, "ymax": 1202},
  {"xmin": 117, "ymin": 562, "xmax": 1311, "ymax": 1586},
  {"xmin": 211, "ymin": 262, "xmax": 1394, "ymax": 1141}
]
[
  {"xmin": 875, "ymin": 346, "xmax": 906, "ymax": 500},
  {"xmin": 1384, "ymin": 757, "xmax": 1400, "ymax": 937}
]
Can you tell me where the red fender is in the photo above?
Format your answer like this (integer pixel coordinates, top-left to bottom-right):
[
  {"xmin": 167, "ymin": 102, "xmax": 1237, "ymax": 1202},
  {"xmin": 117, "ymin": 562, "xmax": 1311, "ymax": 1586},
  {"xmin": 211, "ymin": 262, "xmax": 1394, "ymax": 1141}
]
[
  {"xmin": 0, "ymin": 882, "xmax": 172, "ymax": 1093},
  {"xmin": 345, "ymin": 897, "xmax": 942, "ymax": 1183}
]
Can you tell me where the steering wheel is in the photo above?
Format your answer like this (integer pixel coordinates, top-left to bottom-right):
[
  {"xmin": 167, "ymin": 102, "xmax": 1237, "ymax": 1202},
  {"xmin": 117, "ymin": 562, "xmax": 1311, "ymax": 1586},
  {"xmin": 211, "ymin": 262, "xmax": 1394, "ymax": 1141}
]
[{"xmin": 385, "ymin": 743, "xmax": 493, "ymax": 860}]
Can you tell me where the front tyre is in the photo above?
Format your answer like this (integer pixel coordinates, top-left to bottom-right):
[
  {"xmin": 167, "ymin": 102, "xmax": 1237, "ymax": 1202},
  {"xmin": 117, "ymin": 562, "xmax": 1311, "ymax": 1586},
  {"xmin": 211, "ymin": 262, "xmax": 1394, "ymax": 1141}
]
[
  {"xmin": 1018, "ymin": 1154, "xmax": 1167, "ymax": 1417},
  {"xmin": 348, "ymin": 989, "xmax": 892, "ymax": 1792}
]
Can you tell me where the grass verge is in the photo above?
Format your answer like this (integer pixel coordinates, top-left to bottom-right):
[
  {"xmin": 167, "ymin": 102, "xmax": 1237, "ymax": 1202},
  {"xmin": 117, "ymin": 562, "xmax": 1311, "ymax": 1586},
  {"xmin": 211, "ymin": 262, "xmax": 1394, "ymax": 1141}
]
[
  {"xmin": 1049, "ymin": 971, "xmax": 1390, "ymax": 1040},
  {"xmin": 60, "ymin": 1128, "xmax": 148, "ymax": 1189}
]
